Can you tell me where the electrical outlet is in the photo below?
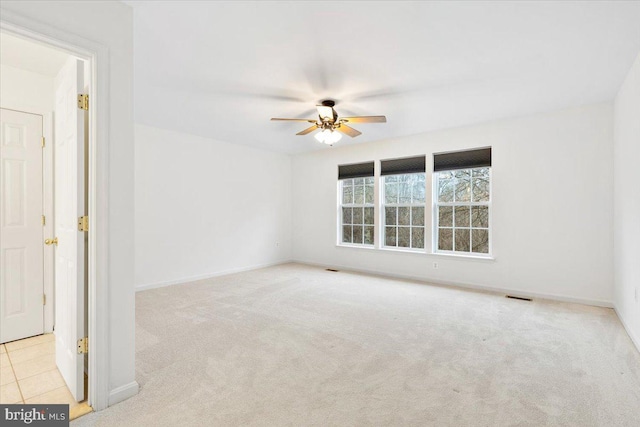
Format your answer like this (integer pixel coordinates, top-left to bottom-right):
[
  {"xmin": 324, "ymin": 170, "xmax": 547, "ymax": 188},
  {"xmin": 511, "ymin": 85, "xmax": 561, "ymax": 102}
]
[{"xmin": 433, "ymin": 262, "xmax": 438, "ymax": 269}]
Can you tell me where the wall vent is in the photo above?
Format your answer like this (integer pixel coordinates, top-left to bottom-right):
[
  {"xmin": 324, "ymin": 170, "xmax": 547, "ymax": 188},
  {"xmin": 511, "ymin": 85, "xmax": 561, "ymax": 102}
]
[
  {"xmin": 506, "ymin": 295, "xmax": 532, "ymax": 301},
  {"xmin": 325, "ymin": 268, "xmax": 339, "ymax": 272}
]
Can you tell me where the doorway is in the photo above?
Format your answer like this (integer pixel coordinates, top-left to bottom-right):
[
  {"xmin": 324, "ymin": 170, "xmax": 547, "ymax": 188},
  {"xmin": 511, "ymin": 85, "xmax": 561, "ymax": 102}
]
[
  {"xmin": 0, "ymin": 108, "xmax": 44, "ymax": 343},
  {"xmin": 0, "ymin": 32, "xmax": 89, "ymax": 414}
]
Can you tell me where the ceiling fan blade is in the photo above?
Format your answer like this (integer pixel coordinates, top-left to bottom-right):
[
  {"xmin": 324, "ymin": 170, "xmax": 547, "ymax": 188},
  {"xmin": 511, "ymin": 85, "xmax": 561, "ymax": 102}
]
[
  {"xmin": 316, "ymin": 105, "xmax": 335, "ymax": 121},
  {"xmin": 271, "ymin": 118, "xmax": 317, "ymax": 123},
  {"xmin": 337, "ymin": 123, "xmax": 362, "ymax": 138},
  {"xmin": 296, "ymin": 125, "xmax": 319, "ymax": 135},
  {"xmin": 340, "ymin": 116, "xmax": 387, "ymax": 123}
]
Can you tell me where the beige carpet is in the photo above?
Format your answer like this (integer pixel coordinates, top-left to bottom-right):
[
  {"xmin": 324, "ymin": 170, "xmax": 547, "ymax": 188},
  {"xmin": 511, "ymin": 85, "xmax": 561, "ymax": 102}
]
[{"xmin": 73, "ymin": 263, "xmax": 640, "ymax": 426}]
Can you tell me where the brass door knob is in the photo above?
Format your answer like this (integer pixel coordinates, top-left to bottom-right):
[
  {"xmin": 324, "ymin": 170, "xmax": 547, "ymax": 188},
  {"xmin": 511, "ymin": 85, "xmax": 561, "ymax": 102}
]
[{"xmin": 45, "ymin": 238, "xmax": 58, "ymax": 246}]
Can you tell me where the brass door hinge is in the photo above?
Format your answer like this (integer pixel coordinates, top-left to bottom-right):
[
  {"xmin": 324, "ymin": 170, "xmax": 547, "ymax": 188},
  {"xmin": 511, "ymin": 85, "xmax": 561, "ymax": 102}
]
[
  {"xmin": 77, "ymin": 94, "xmax": 89, "ymax": 111},
  {"xmin": 42, "ymin": 215, "xmax": 46, "ymax": 226},
  {"xmin": 77, "ymin": 337, "xmax": 88, "ymax": 354},
  {"xmin": 43, "ymin": 294, "xmax": 46, "ymax": 305},
  {"xmin": 42, "ymin": 137, "xmax": 45, "ymax": 148},
  {"xmin": 78, "ymin": 216, "xmax": 89, "ymax": 232}
]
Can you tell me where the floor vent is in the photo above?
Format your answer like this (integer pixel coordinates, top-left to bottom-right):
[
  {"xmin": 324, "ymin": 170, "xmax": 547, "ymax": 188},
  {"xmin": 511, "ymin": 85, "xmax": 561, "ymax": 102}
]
[
  {"xmin": 325, "ymin": 268, "xmax": 339, "ymax": 272},
  {"xmin": 506, "ymin": 295, "xmax": 532, "ymax": 301}
]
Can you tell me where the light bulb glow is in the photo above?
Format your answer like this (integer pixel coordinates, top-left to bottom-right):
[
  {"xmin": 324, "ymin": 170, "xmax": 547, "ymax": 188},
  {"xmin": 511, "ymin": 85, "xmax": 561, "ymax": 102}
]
[
  {"xmin": 329, "ymin": 131, "xmax": 342, "ymax": 144},
  {"xmin": 314, "ymin": 129, "xmax": 342, "ymax": 145}
]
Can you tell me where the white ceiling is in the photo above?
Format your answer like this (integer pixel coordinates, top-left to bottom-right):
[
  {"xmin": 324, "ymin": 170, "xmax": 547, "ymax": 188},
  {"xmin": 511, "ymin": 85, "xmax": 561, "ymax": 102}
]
[
  {"xmin": 127, "ymin": 1, "xmax": 640, "ymax": 154},
  {"xmin": 0, "ymin": 33, "xmax": 69, "ymax": 76}
]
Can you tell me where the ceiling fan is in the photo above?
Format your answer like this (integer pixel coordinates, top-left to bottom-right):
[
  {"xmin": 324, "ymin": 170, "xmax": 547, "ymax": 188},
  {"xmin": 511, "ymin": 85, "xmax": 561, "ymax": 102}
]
[{"xmin": 271, "ymin": 100, "xmax": 387, "ymax": 145}]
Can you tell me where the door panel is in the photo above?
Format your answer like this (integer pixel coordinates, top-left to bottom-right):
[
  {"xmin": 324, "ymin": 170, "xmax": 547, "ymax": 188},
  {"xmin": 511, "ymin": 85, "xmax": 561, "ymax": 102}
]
[
  {"xmin": 0, "ymin": 108, "xmax": 44, "ymax": 344},
  {"xmin": 54, "ymin": 58, "xmax": 85, "ymax": 402}
]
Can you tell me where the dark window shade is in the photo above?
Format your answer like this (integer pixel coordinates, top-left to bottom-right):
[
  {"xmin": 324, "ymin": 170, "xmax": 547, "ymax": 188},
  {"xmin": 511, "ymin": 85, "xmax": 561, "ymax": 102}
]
[
  {"xmin": 381, "ymin": 156, "xmax": 426, "ymax": 176},
  {"xmin": 433, "ymin": 147, "xmax": 491, "ymax": 172},
  {"xmin": 338, "ymin": 162, "xmax": 374, "ymax": 180}
]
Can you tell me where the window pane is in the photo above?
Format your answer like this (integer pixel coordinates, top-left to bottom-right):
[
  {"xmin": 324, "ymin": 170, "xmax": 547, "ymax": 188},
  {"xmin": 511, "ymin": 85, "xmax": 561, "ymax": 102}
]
[
  {"xmin": 385, "ymin": 207, "xmax": 397, "ymax": 225},
  {"xmin": 472, "ymin": 176, "xmax": 490, "ymax": 202},
  {"xmin": 411, "ymin": 206, "xmax": 425, "ymax": 226},
  {"xmin": 354, "ymin": 185, "xmax": 364, "ymax": 204},
  {"xmin": 412, "ymin": 178, "xmax": 426, "ymax": 203},
  {"xmin": 471, "ymin": 206, "xmax": 489, "ymax": 228},
  {"xmin": 342, "ymin": 207, "xmax": 352, "ymax": 225},
  {"xmin": 385, "ymin": 183, "xmax": 398, "ymax": 204},
  {"xmin": 455, "ymin": 169, "xmax": 471, "ymax": 179},
  {"xmin": 472, "ymin": 168, "xmax": 489, "ymax": 178},
  {"xmin": 385, "ymin": 227, "xmax": 397, "ymax": 246},
  {"xmin": 455, "ymin": 206, "xmax": 470, "ymax": 227},
  {"xmin": 353, "ymin": 207, "xmax": 363, "ymax": 224},
  {"xmin": 342, "ymin": 226, "xmax": 352, "ymax": 243},
  {"xmin": 455, "ymin": 229, "xmax": 471, "ymax": 252},
  {"xmin": 365, "ymin": 184, "xmax": 374, "ymax": 204},
  {"xmin": 353, "ymin": 225, "xmax": 363, "ymax": 244},
  {"xmin": 412, "ymin": 227, "xmax": 424, "ymax": 249},
  {"xmin": 364, "ymin": 207, "xmax": 374, "ymax": 225},
  {"xmin": 438, "ymin": 177, "xmax": 454, "ymax": 202},
  {"xmin": 472, "ymin": 229, "xmax": 489, "ymax": 253},
  {"xmin": 398, "ymin": 207, "xmax": 410, "ymax": 226},
  {"xmin": 398, "ymin": 181, "xmax": 411, "ymax": 203},
  {"xmin": 438, "ymin": 228, "xmax": 453, "ymax": 250},
  {"xmin": 398, "ymin": 227, "xmax": 410, "ymax": 247},
  {"xmin": 438, "ymin": 206, "xmax": 453, "ymax": 227},
  {"xmin": 386, "ymin": 175, "xmax": 398, "ymax": 183},
  {"xmin": 342, "ymin": 185, "xmax": 353, "ymax": 204},
  {"xmin": 455, "ymin": 171, "xmax": 471, "ymax": 202},
  {"xmin": 354, "ymin": 178, "xmax": 364, "ymax": 186},
  {"xmin": 364, "ymin": 226, "xmax": 374, "ymax": 245},
  {"xmin": 365, "ymin": 177, "xmax": 374, "ymax": 185}
]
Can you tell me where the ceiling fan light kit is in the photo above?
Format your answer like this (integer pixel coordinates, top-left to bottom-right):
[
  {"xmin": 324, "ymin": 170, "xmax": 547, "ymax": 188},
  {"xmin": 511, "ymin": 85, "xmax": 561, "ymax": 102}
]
[
  {"xmin": 271, "ymin": 99, "xmax": 387, "ymax": 146},
  {"xmin": 314, "ymin": 128, "xmax": 342, "ymax": 145}
]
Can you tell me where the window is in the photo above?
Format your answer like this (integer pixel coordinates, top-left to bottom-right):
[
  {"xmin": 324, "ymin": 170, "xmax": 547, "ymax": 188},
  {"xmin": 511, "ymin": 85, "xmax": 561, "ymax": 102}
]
[
  {"xmin": 339, "ymin": 162, "xmax": 375, "ymax": 246},
  {"xmin": 381, "ymin": 156, "xmax": 426, "ymax": 250},
  {"xmin": 383, "ymin": 174, "xmax": 426, "ymax": 249},
  {"xmin": 434, "ymin": 148, "xmax": 491, "ymax": 255}
]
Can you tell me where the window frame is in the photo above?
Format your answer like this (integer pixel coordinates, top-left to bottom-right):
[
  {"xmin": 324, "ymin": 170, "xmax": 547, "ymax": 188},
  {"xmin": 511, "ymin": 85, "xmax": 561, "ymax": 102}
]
[
  {"xmin": 432, "ymin": 166, "xmax": 492, "ymax": 257},
  {"xmin": 338, "ymin": 177, "xmax": 376, "ymax": 247},
  {"xmin": 381, "ymin": 172, "xmax": 427, "ymax": 251}
]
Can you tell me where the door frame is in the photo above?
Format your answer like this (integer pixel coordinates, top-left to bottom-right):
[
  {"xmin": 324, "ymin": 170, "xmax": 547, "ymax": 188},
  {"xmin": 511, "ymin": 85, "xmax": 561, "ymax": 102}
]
[{"xmin": 1, "ymin": 14, "xmax": 111, "ymax": 410}]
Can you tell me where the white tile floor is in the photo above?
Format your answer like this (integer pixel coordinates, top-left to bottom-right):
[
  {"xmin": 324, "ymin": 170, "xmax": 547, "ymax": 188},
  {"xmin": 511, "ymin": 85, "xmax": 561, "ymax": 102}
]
[{"xmin": 0, "ymin": 334, "xmax": 78, "ymax": 407}]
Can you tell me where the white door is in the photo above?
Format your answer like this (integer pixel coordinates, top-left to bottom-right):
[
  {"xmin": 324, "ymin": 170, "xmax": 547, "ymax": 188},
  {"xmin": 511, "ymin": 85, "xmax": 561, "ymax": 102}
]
[
  {"xmin": 54, "ymin": 58, "xmax": 86, "ymax": 402},
  {"xmin": 0, "ymin": 109, "xmax": 44, "ymax": 344}
]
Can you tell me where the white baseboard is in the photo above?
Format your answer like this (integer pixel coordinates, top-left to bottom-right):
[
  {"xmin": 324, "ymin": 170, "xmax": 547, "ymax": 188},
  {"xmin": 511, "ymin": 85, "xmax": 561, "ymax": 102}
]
[
  {"xmin": 293, "ymin": 259, "xmax": 614, "ymax": 308},
  {"xmin": 135, "ymin": 260, "xmax": 293, "ymax": 292},
  {"xmin": 108, "ymin": 381, "xmax": 139, "ymax": 406},
  {"xmin": 614, "ymin": 307, "xmax": 640, "ymax": 354}
]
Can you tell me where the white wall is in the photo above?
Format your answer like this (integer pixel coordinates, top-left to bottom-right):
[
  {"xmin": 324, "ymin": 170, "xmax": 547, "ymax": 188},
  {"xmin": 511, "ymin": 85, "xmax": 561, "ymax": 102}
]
[
  {"xmin": 0, "ymin": 0, "xmax": 136, "ymax": 409},
  {"xmin": 292, "ymin": 103, "xmax": 614, "ymax": 306},
  {"xmin": 0, "ymin": 64, "xmax": 53, "ymax": 111},
  {"xmin": 613, "ymin": 53, "xmax": 640, "ymax": 350},
  {"xmin": 135, "ymin": 124, "xmax": 292, "ymax": 289}
]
